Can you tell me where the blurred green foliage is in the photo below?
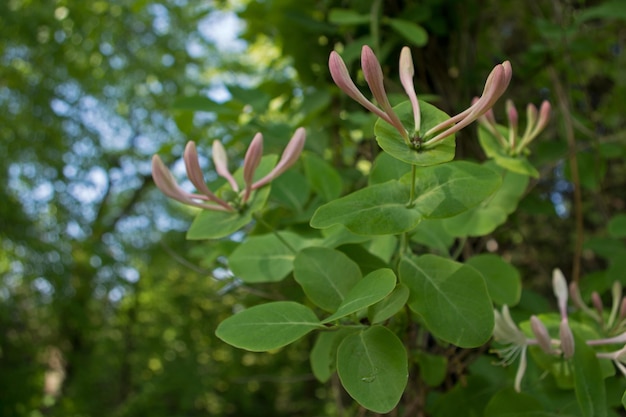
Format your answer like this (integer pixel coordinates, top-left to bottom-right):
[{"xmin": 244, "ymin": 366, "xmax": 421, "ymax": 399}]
[{"xmin": 1, "ymin": 0, "xmax": 625, "ymax": 415}]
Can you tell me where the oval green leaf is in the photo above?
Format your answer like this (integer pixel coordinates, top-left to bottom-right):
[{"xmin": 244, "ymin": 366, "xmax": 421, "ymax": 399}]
[
  {"xmin": 337, "ymin": 326, "xmax": 408, "ymax": 413},
  {"xmin": 375, "ymin": 101, "xmax": 455, "ymax": 166},
  {"xmin": 310, "ymin": 328, "xmax": 356, "ymax": 383},
  {"xmin": 466, "ymin": 254, "xmax": 521, "ymax": 306},
  {"xmin": 368, "ymin": 283, "xmax": 410, "ymax": 324},
  {"xmin": 405, "ymin": 160, "xmax": 502, "ymax": 218},
  {"xmin": 400, "ymin": 254, "xmax": 494, "ymax": 347},
  {"xmin": 186, "ymin": 155, "xmax": 278, "ymax": 240},
  {"xmin": 310, "ymin": 180, "xmax": 420, "ymax": 235},
  {"xmin": 215, "ymin": 301, "xmax": 322, "ymax": 352},
  {"xmin": 322, "ymin": 268, "xmax": 397, "ymax": 323},
  {"xmin": 293, "ymin": 247, "xmax": 362, "ymax": 312},
  {"xmin": 387, "ymin": 18, "xmax": 428, "ymax": 46},
  {"xmin": 229, "ymin": 232, "xmax": 319, "ymax": 283}
]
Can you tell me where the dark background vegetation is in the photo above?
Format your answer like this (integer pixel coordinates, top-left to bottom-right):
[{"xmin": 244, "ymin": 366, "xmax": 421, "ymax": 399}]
[{"xmin": 1, "ymin": 0, "xmax": 625, "ymax": 415}]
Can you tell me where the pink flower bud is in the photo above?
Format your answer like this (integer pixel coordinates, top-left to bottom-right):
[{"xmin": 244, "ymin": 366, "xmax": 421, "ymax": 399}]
[
  {"xmin": 530, "ymin": 315, "xmax": 553, "ymax": 354},
  {"xmin": 591, "ymin": 291, "xmax": 604, "ymax": 317},
  {"xmin": 534, "ymin": 100, "xmax": 551, "ymax": 135},
  {"xmin": 212, "ymin": 140, "xmax": 239, "ymax": 192},
  {"xmin": 183, "ymin": 142, "xmax": 234, "ymax": 211},
  {"xmin": 559, "ymin": 319, "xmax": 575, "ymax": 359},
  {"xmin": 399, "ymin": 46, "xmax": 421, "ymax": 133},
  {"xmin": 424, "ymin": 61, "xmax": 511, "ymax": 146},
  {"xmin": 242, "ymin": 133, "xmax": 264, "ymax": 203},
  {"xmin": 506, "ymin": 99, "xmax": 518, "ymax": 148},
  {"xmin": 252, "ymin": 127, "xmax": 306, "ymax": 190},
  {"xmin": 152, "ymin": 154, "xmax": 233, "ymax": 212},
  {"xmin": 552, "ymin": 268, "xmax": 569, "ymax": 320},
  {"xmin": 361, "ymin": 46, "xmax": 406, "ymax": 139},
  {"xmin": 619, "ymin": 297, "xmax": 626, "ymax": 323},
  {"xmin": 328, "ymin": 51, "xmax": 391, "ymax": 124}
]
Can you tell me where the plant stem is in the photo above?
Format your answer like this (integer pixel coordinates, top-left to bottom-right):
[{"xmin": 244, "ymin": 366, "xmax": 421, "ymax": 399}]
[
  {"xmin": 253, "ymin": 213, "xmax": 297, "ymax": 254},
  {"xmin": 370, "ymin": 0, "xmax": 382, "ymax": 55},
  {"xmin": 549, "ymin": 66, "xmax": 583, "ymax": 283},
  {"xmin": 407, "ymin": 164, "xmax": 417, "ymax": 207}
]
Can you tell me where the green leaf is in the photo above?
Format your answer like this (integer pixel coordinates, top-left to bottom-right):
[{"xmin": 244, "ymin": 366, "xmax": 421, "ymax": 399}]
[
  {"xmin": 310, "ymin": 180, "xmax": 420, "ymax": 235},
  {"xmin": 311, "ymin": 161, "xmax": 500, "ymax": 236},
  {"xmin": 186, "ymin": 185, "xmax": 271, "ymax": 240},
  {"xmin": 368, "ymin": 284, "xmax": 410, "ymax": 324},
  {"xmin": 215, "ymin": 301, "xmax": 322, "ymax": 352},
  {"xmin": 478, "ymin": 126, "xmax": 539, "ymax": 177},
  {"xmin": 573, "ymin": 335, "xmax": 608, "ymax": 417},
  {"xmin": 403, "ymin": 160, "xmax": 502, "ymax": 219},
  {"xmin": 443, "ymin": 163, "xmax": 528, "ymax": 237},
  {"xmin": 303, "ymin": 152, "xmax": 343, "ymax": 201},
  {"xmin": 310, "ymin": 329, "xmax": 356, "ymax": 383},
  {"xmin": 293, "ymin": 247, "xmax": 362, "ymax": 312},
  {"xmin": 575, "ymin": 0, "xmax": 626, "ymax": 22},
  {"xmin": 229, "ymin": 232, "xmax": 318, "ymax": 283},
  {"xmin": 386, "ymin": 18, "xmax": 428, "ymax": 46},
  {"xmin": 186, "ymin": 155, "xmax": 277, "ymax": 240},
  {"xmin": 415, "ymin": 351, "xmax": 447, "ymax": 387},
  {"xmin": 608, "ymin": 214, "xmax": 626, "ymax": 238},
  {"xmin": 466, "ymin": 254, "xmax": 521, "ymax": 306},
  {"xmin": 328, "ymin": 8, "xmax": 371, "ymax": 25},
  {"xmin": 369, "ymin": 151, "xmax": 412, "ymax": 185},
  {"xmin": 375, "ymin": 101, "xmax": 455, "ymax": 166},
  {"xmin": 322, "ymin": 269, "xmax": 397, "ymax": 323},
  {"xmin": 410, "ymin": 219, "xmax": 455, "ymax": 253},
  {"xmin": 337, "ymin": 326, "xmax": 408, "ymax": 413},
  {"xmin": 270, "ymin": 170, "xmax": 310, "ymax": 212},
  {"xmin": 400, "ymin": 254, "xmax": 494, "ymax": 347},
  {"xmin": 483, "ymin": 388, "xmax": 545, "ymax": 417}
]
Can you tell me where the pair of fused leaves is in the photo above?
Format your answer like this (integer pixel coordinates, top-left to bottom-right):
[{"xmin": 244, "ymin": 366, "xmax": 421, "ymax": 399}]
[
  {"xmin": 478, "ymin": 125, "xmax": 540, "ymax": 178},
  {"xmin": 186, "ymin": 155, "xmax": 277, "ymax": 240},
  {"xmin": 311, "ymin": 160, "xmax": 502, "ymax": 235}
]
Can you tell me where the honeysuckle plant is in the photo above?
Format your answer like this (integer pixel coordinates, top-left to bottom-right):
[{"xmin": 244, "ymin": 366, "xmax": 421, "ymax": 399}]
[
  {"xmin": 152, "ymin": 43, "xmax": 626, "ymax": 415},
  {"xmin": 152, "ymin": 127, "xmax": 305, "ymax": 239}
]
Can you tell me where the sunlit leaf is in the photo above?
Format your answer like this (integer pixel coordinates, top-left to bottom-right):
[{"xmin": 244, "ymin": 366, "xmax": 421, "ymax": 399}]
[
  {"xmin": 400, "ymin": 254, "xmax": 494, "ymax": 347},
  {"xmin": 337, "ymin": 326, "xmax": 408, "ymax": 413},
  {"xmin": 293, "ymin": 247, "xmax": 362, "ymax": 312},
  {"xmin": 375, "ymin": 101, "xmax": 455, "ymax": 166},
  {"xmin": 322, "ymin": 268, "xmax": 396, "ymax": 323},
  {"xmin": 215, "ymin": 301, "xmax": 322, "ymax": 352}
]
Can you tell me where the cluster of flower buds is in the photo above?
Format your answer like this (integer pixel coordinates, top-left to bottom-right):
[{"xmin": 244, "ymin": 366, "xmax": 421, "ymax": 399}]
[
  {"xmin": 492, "ymin": 269, "xmax": 575, "ymax": 392},
  {"xmin": 152, "ymin": 128, "xmax": 306, "ymax": 212},
  {"xmin": 329, "ymin": 45, "xmax": 512, "ymax": 149},
  {"xmin": 572, "ymin": 280, "xmax": 626, "ymax": 376},
  {"xmin": 479, "ymin": 99, "xmax": 551, "ymax": 155}
]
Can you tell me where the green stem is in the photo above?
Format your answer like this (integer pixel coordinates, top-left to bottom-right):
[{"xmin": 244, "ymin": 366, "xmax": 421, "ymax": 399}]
[
  {"xmin": 451, "ymin": 237, "xmax": 467, "ymax": 260},
  {"xmin": 253, "ymin": 213, "xmax": 297, "ymax": 254},
  {"xmin": 370, "ymin": 0, "xmax": 382, "ymax": 55},
  {"xmin": 406, "ymin": 165, "xmax": 417, "ymax": 207}
]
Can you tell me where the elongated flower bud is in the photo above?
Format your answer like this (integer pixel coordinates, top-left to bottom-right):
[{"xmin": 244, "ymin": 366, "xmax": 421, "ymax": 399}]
[
  {"xmin": 361, "ymin": 46, "xmax": 406, "ymax": 139},
  {"xmin": 252, "ymin": 127, "xmax": 306, "ymax": 190},
  {"xmin": 591, "ymin": 291, "xmax": 604, "ymax": 317},
  {"xmin": 559, "ymin": 319, "xmax": 575, "ymax": 359},
  {"xmin": 328, "ymin": 51, "xmax": 391, "ymax": 124},
  {"xmin": 424, "ymin": 61, "xmax": 512, "ymax": 145},
  {"xmin": 212, "ymin": 140, "xmax": 240, "ymax": 192},
  {"xmin": 552, "ymin": 268, "xmax": 569, "ymax": 319},
  {"xmin": 152, "ymin": 154, "xmax": 232, "ymax": 212},
  {"xmin": 506, "ymin": 99, "xmax": 518, "ymax": 148},
  {"xmin": 183, "ymin": 142, "xmax": 234, "ymax": 211},
  {"xmin": 530, "ymin": 315, "xmax": 553, "ymax": 354},
  {"xmin": 242, "ymin": 133, "xmax": 263, "ymax": 203},
  {"xmin": 399, "ymin": 46, "xmax": 421, "ymax": 133}
]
